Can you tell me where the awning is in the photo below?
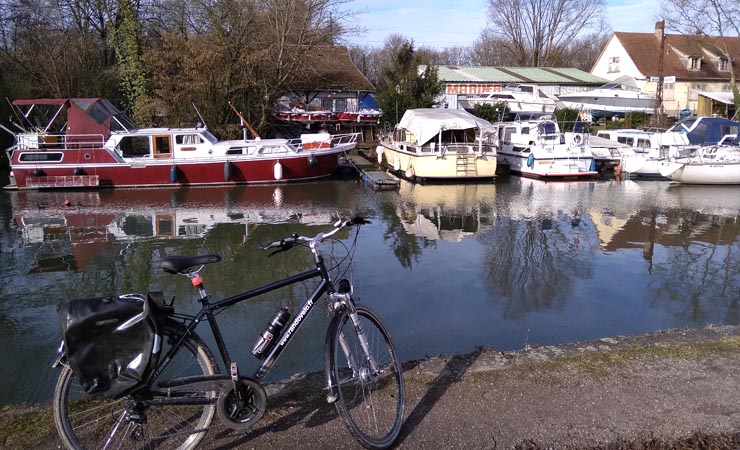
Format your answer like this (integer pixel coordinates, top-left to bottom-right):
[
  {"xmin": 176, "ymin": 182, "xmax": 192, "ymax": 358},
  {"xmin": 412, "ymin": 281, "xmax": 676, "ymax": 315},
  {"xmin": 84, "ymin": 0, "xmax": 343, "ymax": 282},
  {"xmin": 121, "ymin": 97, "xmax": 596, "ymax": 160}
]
[{"xmin": 697, "ymin": 91, "xmax": 735, "ymax": 105}]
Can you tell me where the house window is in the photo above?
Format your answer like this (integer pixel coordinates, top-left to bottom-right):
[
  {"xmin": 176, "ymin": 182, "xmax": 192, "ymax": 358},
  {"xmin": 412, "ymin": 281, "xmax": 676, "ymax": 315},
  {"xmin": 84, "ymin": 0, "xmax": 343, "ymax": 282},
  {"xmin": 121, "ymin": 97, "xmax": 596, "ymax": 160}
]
[
  {"xmin": 689, "ymin": 57, "xmax": 701, "ymax": 70},
  {"xmin": 663, "ymin": 81, "xmax": 675, "ymax": 100},
  {"xmin": 719, "ymin": 58, "xmax": 729, "ymax": 71},
  {"xmin": 608, "ymin": 56, "xmax": 620, "ymax": 73}
]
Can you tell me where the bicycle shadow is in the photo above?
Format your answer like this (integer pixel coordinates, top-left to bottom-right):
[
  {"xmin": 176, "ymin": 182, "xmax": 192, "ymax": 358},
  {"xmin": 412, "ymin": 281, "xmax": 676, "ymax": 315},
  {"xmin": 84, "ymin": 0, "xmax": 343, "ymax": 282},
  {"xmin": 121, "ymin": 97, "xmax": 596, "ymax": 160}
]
[
  {"xmin": 395, "ymin": 348, "xmax": 488, "ymax": 447},
  {"xmin": 206, "ymin": 349, "xmax": 487, "ymax": 449}
]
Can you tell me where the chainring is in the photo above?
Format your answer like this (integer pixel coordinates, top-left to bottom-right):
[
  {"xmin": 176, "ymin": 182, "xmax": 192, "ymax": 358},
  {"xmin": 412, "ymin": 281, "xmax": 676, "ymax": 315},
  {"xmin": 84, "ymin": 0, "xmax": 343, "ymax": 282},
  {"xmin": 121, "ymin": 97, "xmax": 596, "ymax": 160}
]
[{"xmin": 216, "ymin": 377, "xmax": 267, "ymax": 430}]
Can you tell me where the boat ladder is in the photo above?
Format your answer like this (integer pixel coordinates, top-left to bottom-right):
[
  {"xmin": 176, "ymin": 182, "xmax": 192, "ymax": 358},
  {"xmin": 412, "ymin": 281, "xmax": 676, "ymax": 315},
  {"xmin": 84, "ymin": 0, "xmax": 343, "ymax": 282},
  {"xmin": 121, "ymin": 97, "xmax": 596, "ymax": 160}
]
[{"xmin": 456, "ymin": 154, "xmax": 478, "ymax": 176}]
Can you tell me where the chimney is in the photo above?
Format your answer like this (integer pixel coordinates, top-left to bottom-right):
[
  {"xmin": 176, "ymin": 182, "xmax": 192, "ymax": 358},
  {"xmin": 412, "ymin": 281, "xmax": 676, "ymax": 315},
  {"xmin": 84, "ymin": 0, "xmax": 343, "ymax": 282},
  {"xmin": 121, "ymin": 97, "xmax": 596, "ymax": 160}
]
[{"xmin": 655, "ymin": 20, "xmax": 665, "ymax": 41}]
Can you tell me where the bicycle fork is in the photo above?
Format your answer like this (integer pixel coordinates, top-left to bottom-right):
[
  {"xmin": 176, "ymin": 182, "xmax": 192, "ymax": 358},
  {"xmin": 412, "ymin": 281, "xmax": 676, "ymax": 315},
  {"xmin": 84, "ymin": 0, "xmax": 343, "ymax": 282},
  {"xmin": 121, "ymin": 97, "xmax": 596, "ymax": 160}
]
[{"xmin": 325, "ymin": 293, "xmax": 380, "ymax": 404}]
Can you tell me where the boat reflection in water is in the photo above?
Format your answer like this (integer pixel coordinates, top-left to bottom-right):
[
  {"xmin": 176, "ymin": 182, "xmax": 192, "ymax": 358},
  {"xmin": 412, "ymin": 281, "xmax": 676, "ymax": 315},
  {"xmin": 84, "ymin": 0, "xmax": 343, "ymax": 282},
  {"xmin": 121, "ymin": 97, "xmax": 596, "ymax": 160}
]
[
  {"xmin": 394, "ymin": 180, "xmax": 497, "ymax": 242},
  {"xmin": 472, "ymin": 177, "xmax": 740, "ymax": 325},
  {"xmin": 11, "ymin": 184, "xmax": 344, "ymax": 272}
]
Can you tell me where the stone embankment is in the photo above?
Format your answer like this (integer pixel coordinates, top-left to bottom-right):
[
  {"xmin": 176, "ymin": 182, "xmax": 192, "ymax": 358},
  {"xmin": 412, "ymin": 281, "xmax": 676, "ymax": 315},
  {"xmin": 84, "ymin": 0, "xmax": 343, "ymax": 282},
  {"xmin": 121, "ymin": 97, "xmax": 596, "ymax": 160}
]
[{"xmin": 3, "ymin": 325, "xmax": 740, "ymax": 449}]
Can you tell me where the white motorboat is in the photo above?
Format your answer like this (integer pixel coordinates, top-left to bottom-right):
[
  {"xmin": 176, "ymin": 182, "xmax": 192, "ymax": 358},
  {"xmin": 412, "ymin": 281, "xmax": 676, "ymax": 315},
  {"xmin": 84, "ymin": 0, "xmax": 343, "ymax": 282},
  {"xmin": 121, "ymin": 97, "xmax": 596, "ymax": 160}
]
[
  {"xmin": 377, "ymin": 108, "xmax": 498, "ymax": 182},
  {"xmin": 659, "ymin": 142, "xmax": 740, "ymax": 184},
  {"xmin": 557, "ymin": 76, "xmax": 654, "ymax": 117},
  {"xmin": 496, "ymin": 117, "xmax": 597, "ymax": 179},
  {"xmin": 595, "ymin": 129, "xmax": 695, "ymax": 177},
  {"xmin": 457, "ymin": 84, "xmax": 558, "ymax": 117}
]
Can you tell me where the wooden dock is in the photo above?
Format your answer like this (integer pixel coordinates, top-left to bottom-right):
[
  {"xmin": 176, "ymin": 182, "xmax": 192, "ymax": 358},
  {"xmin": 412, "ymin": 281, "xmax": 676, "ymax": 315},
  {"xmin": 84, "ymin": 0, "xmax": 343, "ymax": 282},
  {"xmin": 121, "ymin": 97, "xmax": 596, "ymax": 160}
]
[{"xmin": 347, "ymin": 154, "xmax": 400, "ymax": 189}]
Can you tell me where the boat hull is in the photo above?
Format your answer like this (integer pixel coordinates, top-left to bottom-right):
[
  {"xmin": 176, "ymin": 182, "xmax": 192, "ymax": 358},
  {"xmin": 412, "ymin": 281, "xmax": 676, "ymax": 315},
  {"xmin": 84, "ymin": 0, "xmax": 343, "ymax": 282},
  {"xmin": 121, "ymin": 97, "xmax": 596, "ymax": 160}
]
[
  {"xmin": 7, "ymin": 150, "xmax": 347, "ymax": 189},
  {"xmin": 621, "ymin": 156, "xmax": 666, "ymax": 178},
  {"xmin": 378, "ymin": 144, "xmax": 497, "ymax": 181},
  {"xmin": 659, "ymin": 160, "xmax": 740, "ymax": 185},
  {"xmin": 496, "ymin": 151, "xmax": 597, "ymax": 179}
]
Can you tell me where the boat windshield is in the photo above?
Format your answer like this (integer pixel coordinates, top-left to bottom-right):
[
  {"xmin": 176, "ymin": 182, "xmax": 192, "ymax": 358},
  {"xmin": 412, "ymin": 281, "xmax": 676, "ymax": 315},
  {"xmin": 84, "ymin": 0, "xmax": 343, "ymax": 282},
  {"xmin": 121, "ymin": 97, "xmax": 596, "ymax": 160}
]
[
  {"xmin": 200, "ymin": 130, "xmax": 219, "ymax": 144},
  {"xmin": 538, "ymin": 121, "xmax": 558, "ymax": 135}
]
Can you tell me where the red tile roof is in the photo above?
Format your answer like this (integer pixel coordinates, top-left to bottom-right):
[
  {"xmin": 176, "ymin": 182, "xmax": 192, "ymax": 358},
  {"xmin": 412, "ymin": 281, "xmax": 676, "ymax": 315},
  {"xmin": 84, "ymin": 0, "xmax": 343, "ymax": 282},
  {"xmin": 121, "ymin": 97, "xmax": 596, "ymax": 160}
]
[{"xmin": 615, "ymin": 32, "xmax": 740, "ymax": 81}]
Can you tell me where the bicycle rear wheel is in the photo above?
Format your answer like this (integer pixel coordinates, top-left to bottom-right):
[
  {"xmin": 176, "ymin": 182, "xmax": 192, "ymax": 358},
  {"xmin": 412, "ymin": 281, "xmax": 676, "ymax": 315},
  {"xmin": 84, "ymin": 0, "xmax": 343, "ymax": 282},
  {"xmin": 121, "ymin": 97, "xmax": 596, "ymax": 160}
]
[
  {"xmin": 53, "ymin": 323, "xmax": 219, "ymax": 450},
  {"xmin": 326, "ymin": 305, "xmax": 405, "ymax": 449}
]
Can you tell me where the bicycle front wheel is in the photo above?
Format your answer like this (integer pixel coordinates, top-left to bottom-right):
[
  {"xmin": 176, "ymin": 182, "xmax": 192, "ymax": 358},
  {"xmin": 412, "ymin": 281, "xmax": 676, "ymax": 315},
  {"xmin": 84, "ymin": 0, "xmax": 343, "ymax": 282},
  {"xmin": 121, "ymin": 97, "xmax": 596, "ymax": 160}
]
[
  {"xmin": 53, "ymin": 323, "xmax": 219, "ymax": 450},
  {"xmin": 326, "ymin": 305, "xmax": 405, "ymax": 449}
]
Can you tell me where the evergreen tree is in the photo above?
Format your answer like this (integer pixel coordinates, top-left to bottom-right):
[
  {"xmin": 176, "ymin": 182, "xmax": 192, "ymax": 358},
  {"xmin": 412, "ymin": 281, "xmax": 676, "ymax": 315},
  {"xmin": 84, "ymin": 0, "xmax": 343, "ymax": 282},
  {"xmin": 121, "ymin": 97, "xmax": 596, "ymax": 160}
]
[{"xmin": 375, "ymin": 40, "xmax": 443, "ymax": 126}]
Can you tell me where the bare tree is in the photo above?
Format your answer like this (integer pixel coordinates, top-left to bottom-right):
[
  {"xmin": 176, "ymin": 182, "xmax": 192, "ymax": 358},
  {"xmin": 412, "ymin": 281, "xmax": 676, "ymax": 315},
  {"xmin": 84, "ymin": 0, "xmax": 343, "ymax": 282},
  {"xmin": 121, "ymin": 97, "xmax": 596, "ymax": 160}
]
[
  {"xmin": 485, "ymin": 0, "xmax": 606, "ymax": 67},
  {"xmin": 469, "ymin": 29, "xmax": 517, "ymax": 66},
  {"xmin": 660, "ymin": 0, "xmax": 740, "ymax": 117}
]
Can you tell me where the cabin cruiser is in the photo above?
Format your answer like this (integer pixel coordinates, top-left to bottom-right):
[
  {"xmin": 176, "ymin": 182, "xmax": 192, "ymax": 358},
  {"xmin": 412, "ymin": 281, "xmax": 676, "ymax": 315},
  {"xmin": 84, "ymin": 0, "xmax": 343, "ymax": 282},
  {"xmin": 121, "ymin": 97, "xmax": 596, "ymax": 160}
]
[{"xmin": 376, "ymin": 108, "xmax": 498, "ymax": 182}]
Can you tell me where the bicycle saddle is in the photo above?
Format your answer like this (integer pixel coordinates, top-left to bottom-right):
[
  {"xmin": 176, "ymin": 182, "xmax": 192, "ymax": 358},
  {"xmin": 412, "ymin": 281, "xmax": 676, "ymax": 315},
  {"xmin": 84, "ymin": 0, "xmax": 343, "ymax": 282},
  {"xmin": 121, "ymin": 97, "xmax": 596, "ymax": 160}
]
[{"xmin": 160, "ymin": 254, "xmax": 222, "ymax": 274}]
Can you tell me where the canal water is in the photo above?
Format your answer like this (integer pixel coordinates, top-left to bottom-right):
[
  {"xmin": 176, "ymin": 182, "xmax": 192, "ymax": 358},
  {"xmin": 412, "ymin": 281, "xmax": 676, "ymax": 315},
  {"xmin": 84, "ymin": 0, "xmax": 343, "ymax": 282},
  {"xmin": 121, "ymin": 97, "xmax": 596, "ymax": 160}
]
[{"xmin": 1, "ymin": 177, "xmax": 739, "ymax": 405}]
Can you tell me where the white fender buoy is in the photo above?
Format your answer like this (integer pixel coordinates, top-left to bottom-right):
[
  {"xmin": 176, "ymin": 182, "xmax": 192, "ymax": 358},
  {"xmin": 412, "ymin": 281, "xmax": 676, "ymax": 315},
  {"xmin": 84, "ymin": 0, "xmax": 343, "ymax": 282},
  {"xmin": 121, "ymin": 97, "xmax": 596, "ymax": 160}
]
[
  {"xmin": 405, "ymin": 164, "xmax": 415, "ymax": 179},
  {"xmin": 376, "ymin": 146, "xmax": 384, "ymax": 164},
  {"xmin": 393, "ymin": 156, "xmax": 400, "ymax": 172},
  {"xmin": 273, "ymin": 161, "xmax": 283, "ymax": 180}
]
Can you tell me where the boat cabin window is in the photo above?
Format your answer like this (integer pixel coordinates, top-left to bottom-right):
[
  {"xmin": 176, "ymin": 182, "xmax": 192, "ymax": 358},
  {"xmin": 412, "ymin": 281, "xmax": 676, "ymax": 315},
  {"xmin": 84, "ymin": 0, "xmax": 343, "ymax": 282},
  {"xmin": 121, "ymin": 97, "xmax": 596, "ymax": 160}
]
[
  {"xmin": 502, "ymin": 127, "xmax": 515, "ymax": 143},
  {"xmin": 176, "ymin": 134, "xmax": 204, "ymax": 145},
  {"xmin": 617, "ymin": 136, "xmax": 631, "ymax": 145},
  {"xmin": 200, "ymin": 130, "xmax": 219, "ymax": 144},
  {"xmin": 521, "ymin": 127, "xmax": 529, "ymax": 134},
  {"xmin": 119, "ymin": 136, "xmax": 151, "ymax": 157},
  {"xmin": 537, "ymin": 122, "xmax": 557, "ymax": 135},
  {"xmin": 393, "ymin": 129, "xmax": 408, "ymax": 142},
  {"xmin": 226, "ymin": 147, "xmax": 245, "ymax": 155},
  {"xmin": 259, "ymin": 145, "xmax": 288, "ymax": 155},
  {"xmin": 636, "ymin": 139, "xmax": 651, "ymax": 148},
  {"xmin": 19, "ymin": 152, "xmax": 63, "ymax": 162},
  {"xmin": 153, "ymin": 135, "xmax": 171, "ymax": 158}
]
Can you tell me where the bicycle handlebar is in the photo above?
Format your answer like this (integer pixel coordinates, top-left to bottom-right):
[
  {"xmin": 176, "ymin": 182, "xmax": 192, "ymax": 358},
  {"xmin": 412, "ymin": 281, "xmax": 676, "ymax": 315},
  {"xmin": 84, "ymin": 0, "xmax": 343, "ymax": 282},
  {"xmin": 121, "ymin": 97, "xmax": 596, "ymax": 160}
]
[{"xmin": 259, "ymin": 216, "xmax": 370, "ymax": 252}]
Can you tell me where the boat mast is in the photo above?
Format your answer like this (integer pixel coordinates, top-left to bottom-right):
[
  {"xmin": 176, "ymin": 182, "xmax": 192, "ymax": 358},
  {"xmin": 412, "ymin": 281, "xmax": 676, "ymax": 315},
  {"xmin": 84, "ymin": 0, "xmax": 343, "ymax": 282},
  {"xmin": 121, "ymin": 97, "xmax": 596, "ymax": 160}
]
[{"xmin": 228, "ymin": 101, "xmax": 261, "ymax": 139}]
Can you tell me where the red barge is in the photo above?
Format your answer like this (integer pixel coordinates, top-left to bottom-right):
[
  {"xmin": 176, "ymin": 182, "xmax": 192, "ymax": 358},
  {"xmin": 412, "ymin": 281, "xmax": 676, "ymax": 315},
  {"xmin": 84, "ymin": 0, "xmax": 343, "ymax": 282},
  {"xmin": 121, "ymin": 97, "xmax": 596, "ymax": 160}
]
[{"xmin": 4, "ymin": 98, "xmax": 359, "ymax": 190}]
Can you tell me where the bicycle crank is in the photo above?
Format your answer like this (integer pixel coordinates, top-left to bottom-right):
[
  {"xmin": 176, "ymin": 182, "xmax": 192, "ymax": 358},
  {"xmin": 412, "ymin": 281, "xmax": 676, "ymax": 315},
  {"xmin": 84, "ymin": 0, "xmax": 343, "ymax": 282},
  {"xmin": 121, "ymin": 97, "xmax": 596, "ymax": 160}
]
[{"xmin": 216, "ymin": 377, "xmax": 267, "ymax": 430}]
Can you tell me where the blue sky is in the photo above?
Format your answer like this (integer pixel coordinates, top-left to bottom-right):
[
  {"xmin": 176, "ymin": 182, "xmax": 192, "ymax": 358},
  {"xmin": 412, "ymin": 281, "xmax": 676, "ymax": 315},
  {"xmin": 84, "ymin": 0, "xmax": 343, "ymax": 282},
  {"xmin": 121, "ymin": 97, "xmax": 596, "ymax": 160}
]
[{"xmin": 342, "ymin": 0, "xmax": 661, "ymax": 49}]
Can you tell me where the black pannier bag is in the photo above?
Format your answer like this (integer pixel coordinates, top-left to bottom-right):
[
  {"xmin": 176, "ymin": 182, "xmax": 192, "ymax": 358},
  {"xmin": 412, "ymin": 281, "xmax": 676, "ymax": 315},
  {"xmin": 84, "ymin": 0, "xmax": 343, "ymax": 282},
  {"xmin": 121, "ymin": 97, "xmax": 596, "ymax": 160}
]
[{"xmin": 57, "ymin": 294, "xmax": 160, "ymax": 398}]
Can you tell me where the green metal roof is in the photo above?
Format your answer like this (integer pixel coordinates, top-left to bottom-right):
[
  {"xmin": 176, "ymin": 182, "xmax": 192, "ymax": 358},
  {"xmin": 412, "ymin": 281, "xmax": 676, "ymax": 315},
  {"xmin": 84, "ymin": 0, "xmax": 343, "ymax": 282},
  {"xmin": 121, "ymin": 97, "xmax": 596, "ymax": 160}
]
[{"xmin": 427, "ymin": 65, "xmax": 607, "ymax": 85}]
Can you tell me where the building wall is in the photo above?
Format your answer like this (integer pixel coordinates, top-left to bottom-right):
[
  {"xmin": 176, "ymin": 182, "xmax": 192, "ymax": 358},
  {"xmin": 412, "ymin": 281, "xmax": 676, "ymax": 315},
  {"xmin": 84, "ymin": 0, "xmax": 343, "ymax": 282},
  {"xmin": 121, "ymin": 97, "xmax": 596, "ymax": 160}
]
[
  {"xmin": 591, "ymin": 36, "xmax": 645, "ymax": 84},
  {"xmin": 641, "ymin": 80, "xmax": 732, "ymax": 116}
]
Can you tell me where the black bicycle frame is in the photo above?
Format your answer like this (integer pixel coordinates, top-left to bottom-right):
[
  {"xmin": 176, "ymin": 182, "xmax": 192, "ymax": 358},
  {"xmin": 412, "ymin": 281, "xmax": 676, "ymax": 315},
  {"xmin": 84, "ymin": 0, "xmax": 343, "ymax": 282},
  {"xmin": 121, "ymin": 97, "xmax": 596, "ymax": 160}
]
[{"xmin": 151, "ymin": 253, "xmax": 335, "ymax": 385}]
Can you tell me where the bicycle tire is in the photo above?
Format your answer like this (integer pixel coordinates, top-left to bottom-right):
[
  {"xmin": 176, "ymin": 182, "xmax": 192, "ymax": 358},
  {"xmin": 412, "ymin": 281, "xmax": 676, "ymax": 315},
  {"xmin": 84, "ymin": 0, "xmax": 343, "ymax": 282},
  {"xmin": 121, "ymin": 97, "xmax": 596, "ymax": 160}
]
[
  {"xmin": 53, "ymin": 321, "xmax": 219, "ymax": 450},
  {"xmin": 325, "ymin": 305, "xmax": 405, "ymax": 450}
]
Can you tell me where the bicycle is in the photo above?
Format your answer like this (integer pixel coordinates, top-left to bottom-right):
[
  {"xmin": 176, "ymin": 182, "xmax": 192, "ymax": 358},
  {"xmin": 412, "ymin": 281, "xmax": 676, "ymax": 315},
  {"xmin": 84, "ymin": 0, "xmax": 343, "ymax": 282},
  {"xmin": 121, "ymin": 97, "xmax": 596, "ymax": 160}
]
[{"xmin": 52, "ymin": 217, "xmax": 405, "ymax": 450}]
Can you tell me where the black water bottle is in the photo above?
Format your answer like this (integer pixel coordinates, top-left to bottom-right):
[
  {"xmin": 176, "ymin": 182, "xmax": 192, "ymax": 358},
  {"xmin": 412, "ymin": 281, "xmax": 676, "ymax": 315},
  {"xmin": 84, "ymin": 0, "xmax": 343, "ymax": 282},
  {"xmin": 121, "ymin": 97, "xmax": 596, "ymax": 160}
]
[{"xmin": 251, "ymin": 307, "xmax": 291, "ymax": 359}]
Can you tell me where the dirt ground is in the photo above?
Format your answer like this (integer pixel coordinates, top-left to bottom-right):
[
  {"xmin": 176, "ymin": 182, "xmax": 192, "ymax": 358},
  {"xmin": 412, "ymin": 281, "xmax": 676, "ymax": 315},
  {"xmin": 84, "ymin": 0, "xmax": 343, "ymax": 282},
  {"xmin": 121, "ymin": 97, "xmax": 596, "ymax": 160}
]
[{"xmin": 3, "ymin": 325, "xmax": 740, "ymax": 450}]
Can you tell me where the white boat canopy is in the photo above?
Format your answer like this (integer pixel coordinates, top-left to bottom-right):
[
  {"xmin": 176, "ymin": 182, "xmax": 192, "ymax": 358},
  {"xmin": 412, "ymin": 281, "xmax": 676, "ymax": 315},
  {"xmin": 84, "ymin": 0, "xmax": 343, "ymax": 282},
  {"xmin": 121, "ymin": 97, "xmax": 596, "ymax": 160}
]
[{"xmin": 399, "ymin": 108, "xmax": 496, "ymax": 145}]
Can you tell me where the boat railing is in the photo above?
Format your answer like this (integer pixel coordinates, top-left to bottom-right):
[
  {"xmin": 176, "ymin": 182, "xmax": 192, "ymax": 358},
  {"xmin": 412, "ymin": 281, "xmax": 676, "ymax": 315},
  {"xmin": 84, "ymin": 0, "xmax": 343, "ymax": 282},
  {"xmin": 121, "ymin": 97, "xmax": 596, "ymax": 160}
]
[
  {"xmin": 289, "ymin": 132, "xmax": 360, "ymax": 150},
  {"xmin": 328, "ymin": 132, "xmax": 361, "ymax": 146},
  {"xmin": 16, "ymin": 133, "xmax": 106, "ymax": 151}
]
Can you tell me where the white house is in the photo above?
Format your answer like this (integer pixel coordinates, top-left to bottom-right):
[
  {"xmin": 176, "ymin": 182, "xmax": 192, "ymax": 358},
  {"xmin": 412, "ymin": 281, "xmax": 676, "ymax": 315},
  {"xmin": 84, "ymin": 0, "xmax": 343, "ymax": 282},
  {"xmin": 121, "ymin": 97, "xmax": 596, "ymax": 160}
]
[{"xmin": 591, "ymin": 21, "xmax": 739, "ymax": 118}]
